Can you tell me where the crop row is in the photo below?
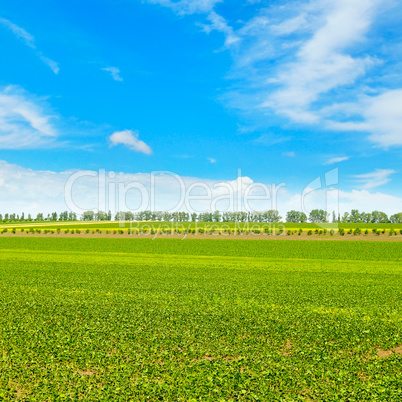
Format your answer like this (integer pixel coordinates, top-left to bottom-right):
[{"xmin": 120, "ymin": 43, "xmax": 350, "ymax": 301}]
[
  {"xmin": 2, "ymin": 226, "xmax": 402, "ymax": 236},
  {"xmin": 0, "ymin": 237, "xmax": 401, "ymax": 261}
]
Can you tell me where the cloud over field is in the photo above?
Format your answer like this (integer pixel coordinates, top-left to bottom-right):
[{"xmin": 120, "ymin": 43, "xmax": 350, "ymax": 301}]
[{"xmin": 0, "ymin": 160, "xmax": 401, "ymax": 217}]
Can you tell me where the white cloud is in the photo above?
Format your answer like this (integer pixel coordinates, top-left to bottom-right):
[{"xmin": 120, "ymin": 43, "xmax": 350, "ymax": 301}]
[
  {"xmin": 201, "ymin": 11, "xmax": 240, "ymax": 48},
  {"xmin": 352, "ymin": 169, "xmax": 396, "ymax": 189},
  {"xmin": 207, "ymin": 157, "xmax": 216, "ymax": 163},
  {"xmin": 261, "ymin": 0, "xmax": 379, "ymax": 123},
  {"xmin": 110, "ymin": 130, "xmax": 152, "ymax": 155},
  {"xmin": 102, "ymin": 66, "xmax": 123, "ymax": 82},
  {"xmin": 145, "ymin": 0, "xmax": 402, "ymax": 149},
  {"xmin": 325, "ymin": 156, "xmax": 349, "ymax": 165},
  {"xmin": 0, "ymin": 17, "xmax": 59, "ymax": 74},
  {"xmin": 282, "ymin": 151, "xmax": 295, "ymax": 157},
  {"xmin": 254, "ymin": 133, "xmax": 291, "ymax": 146},
  {"xmin": 0, "ymin": 160, "xmax": 400, "ymax": 217},
  {"xmin": 270, "ymin": 14, "xmax": 307, "ymax": 36},
  {"xmin": 147, "ymin": 0, "xmax": 221, "ymax": 15},
  {"xmin": 0, "ymin": 86, "xmax": 58, "ymax": 149}
]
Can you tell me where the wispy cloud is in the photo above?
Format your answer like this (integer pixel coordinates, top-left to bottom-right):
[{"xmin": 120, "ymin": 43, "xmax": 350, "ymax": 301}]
[
  {"xmin": 149, "ymin": 0, "xmax": 237, "ymax": 50},
  {"xmin": 352, "ymin": 169, "xmax": 396, "ymax": 189},
  {"xmin": 282, "ymin": 151, "xmax": 295, "ymax": 157},
  {"xmin": 325, "ymin": 156, "xmax": 349, "ymax": 165},
  {"xmin": 326, "ymin": 89, "xmax": 402, "ymax": 147},
  {"xmin": 0, "ymin": 86, "xmax": 58, "ymax": 149},
  {"xmin": 102, "ymin": 66, "xmax": 123, "ymax": 82},
  {"xmin": 110, "ymin": 130, "xmax": 152, "ymax": 155},
  {"xmin": 0, "ymin": 17, "xmax": 59, "ymax": 74},
  {"xmin": 207, "ymin": 157, "xmax": 216, "ymax": 163},
  {"xmin": 201, "ymin": 11, "xmax": 240, "ymax": 48},
  {"xmin": 254, "ymin": 133, "xmax": 291, "ymax": 146},
  {"xmin": 148, "ymin": 0, "xmax": 402, "ymax": 149},
  {"xmin": 147, "ymin": 0, "xmax": 221, "ymax": 15},
  {"xmin": 260, "ymin": 0, "xmax": 380, "ymax": 123}
]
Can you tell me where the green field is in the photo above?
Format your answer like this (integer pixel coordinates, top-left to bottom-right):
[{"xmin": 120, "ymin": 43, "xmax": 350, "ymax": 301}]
[
  {"xmin": 1, "ymin": 220, "xmax": 401, "ymax": 232},
  {"xmin": 0, "ymin": 238, "xmax": 401, "ymax": 400}
]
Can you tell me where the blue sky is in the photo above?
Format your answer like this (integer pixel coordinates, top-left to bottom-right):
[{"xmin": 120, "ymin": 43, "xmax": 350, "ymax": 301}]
[{"xmin": 0, "ymin": 0, "xmax": 401, "ymax": 214}]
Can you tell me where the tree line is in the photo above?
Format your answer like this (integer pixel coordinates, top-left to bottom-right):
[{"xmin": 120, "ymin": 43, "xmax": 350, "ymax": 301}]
[{"xmin": 1, "ymin": 209, "xmax": 401, "ymax": 223}]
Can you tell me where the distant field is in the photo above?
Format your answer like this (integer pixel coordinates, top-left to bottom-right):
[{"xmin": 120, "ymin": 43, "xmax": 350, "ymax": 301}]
[
  {"xmin": 0, "ymin": 220, "xmax": 401, "ymax": 231},
  {"xmin": 0, "ymin": 237, "xmax": 400, "ymax": 400}
]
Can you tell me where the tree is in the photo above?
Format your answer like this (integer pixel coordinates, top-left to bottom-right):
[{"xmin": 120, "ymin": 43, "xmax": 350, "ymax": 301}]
[
  {"xmin": 341, "ymin": 212, "xmax": 350, "ymax": 223},
  {"xmin": 371, "ymin": 210, "xmax": 388, "ymax": 223},
  {"xmin": 309, "ymin": 209, "xmax": 328, "ymax": 223},
  {"xmin": 95, "ymin": 211, "xmax": 108, "ymax": 221},
  {"xmin": 390, "ymin": 212, "xmax": 402, "ymax": 223},
  {"xmin": 350, "ymin": 209, "xmax": 361, "ymax": 223},
  {"xmin": 360, "ymin": 212, "xmax": 371, "ymax": 223},
  {"xmin": 82, "ymin": 211, "xmax": 95, "ymax": 221},
  {"xmin": 262, "ymin": 210, "xmax": 281, "ymax": 223},
  {"xmin": 213, "ymin": 210, "xmax": 221, "ymax": 222},
  {"xmin": 163, "ymin": 212, "xmax": 172, "ymax": 222},
  {"xmin": 286, "ymin": 210, "xmax": 306, "ymax": 223}
]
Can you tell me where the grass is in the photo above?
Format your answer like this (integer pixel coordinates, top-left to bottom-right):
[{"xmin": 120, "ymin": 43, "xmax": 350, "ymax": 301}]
[
  {"xmin": 0, "ymin": 238, "xmax": 400, "ymax": 400},
  {"xmin": 0, "ymin": 220, "xmax": 401, "ymax": 232}
]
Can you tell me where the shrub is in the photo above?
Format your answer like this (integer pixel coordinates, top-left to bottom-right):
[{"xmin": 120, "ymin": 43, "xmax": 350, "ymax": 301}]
[
  {"xmin": 353, "ymin": 228, "xmax": 361, "ymax": 235},
  {"xmin": 330, "ymin": 230, "xmax": 334, "ymax": 236},
  {"xmin": 364, "ymin": 229, "xmax": 369, "ymax": 234},
  {"xmin": 348, "ymin": 229, "xmax": 353, "ymax": 234},
  {"xmin": 298, "ymin": 228, "xmax": 303, "ymax": 235},
  {"xmin": 339, "ymin": 228, "xmax": 345, "ymax": 236},
  {"xmin": 307, "ymin": 230, "xmax": 312, "ymax": 236},
  {"xmin": 64, "ymin": 229, "xmax": 69, "ymax": 234}
]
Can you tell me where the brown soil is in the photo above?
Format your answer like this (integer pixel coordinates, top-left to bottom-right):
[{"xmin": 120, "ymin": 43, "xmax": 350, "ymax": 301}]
[
  {"xmin": 377, "ymin": 345, "xmax": 402, "ymax": 358},
  {"xmin": 282, "ymin": 341, "xmax": 293, "ymax": 356},
  {"xmin": 79, "ymin": 369, "xmax": 96, "ymax": 376}
]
